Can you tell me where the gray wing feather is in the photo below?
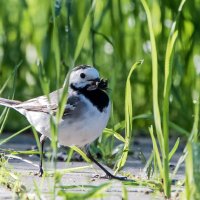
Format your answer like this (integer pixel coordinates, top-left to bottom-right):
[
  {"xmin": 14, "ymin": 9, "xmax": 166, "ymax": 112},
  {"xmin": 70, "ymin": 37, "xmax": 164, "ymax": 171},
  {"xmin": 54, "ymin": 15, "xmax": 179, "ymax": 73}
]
[
  {"xmin": 14, "ymin": 89, "xmax": 64, "ymax": 113},
  {"xmin": 0, "ymin": 98, "xmax": 22, "ymax": 107},
  {"xmin": 13, "ymin": 88, "xmax": 80, "ymax": 117},
  {"xmin": 63, "ymin": 95, "xmax": 80, "ymax": 116}
]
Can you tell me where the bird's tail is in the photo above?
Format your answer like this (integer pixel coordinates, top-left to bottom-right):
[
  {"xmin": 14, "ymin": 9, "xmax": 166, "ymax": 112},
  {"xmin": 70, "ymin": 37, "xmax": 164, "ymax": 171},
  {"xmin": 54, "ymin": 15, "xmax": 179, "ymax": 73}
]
[{"xmin": 0, "ymin": 98, "xmax": 22, "ymax": 108}]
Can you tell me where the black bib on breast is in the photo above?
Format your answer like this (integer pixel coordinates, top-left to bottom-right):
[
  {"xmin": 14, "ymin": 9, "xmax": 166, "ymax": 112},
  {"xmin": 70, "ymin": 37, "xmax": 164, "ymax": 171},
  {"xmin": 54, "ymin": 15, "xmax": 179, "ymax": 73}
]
[{"xmin": 70, "ymin": 84, "xmax": 109, "ymax": 112}]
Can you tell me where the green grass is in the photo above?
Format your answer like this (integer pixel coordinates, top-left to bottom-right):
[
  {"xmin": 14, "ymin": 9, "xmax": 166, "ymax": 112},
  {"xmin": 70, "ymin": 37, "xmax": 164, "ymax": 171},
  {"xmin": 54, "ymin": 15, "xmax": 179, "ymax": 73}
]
[
  {"xmin": 141, "ymin": 0, "xmax": 187, "ymax": 197},
  {"xmin": 0, "ymin": 154, "xmax": 28, "ymax": 198},
  {"xmin": 114, "ymin": 60, "xmax": 143, "ymax": 173}
]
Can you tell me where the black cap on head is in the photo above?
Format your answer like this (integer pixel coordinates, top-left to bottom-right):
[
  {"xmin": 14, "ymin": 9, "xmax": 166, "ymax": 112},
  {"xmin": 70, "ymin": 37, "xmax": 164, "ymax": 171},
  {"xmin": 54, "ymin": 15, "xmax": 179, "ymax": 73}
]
[{"xmin": 72, "ymin": 65, "xmax": 93, "ymax": 71}]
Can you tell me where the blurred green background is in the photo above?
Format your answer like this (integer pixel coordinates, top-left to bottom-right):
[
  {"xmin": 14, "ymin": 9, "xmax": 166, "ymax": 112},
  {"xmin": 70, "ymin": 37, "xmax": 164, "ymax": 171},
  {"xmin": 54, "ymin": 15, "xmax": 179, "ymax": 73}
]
[{"xmin": 0, "ymin": 0, "xmax": 199, "ymax": 134}]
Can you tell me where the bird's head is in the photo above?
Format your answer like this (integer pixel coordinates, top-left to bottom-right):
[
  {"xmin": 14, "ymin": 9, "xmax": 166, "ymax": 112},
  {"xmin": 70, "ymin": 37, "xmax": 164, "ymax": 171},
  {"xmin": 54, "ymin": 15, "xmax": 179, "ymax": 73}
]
[{"xmin": 69, "ymin": 65, "xmax": 108, "ymax": 91}]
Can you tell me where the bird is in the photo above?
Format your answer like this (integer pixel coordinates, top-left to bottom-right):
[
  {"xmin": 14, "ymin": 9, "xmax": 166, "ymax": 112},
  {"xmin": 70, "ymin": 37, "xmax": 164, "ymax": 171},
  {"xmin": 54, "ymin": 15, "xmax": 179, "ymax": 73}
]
[{"xmin": 0, "ymin": 65, "xmax": 126, "ymax": 180}]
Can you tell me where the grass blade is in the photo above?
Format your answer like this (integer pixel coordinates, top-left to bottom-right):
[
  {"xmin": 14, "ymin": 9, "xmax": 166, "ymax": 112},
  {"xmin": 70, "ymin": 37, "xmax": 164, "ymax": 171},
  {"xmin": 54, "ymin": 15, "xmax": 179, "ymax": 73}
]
[
  {"xmin": 149, "ymin": 126, "xmax": 163, "ymax": 178},
  {"xmin": 140, "ymin": 0, "xmax": 163, "ymax": 152},
  {"xmin": 122, "ymin": 184, "xmax": 128, "ymax": 200},
  {"xmin": 169, "ymin": 121, "xmax": 190, "ymax": 137},
  {"xmin": 172, "ymin": 100, "xmax": 197, "ymax": 175},
  {"xmin": 115, "ymin": 60, "xmax": 143, "ymax": 173},
  {"xmin": 184, "ymin": 143, "xmax": 200, "ymax": 199},
  {"xmin": 0, "ymin": 107, "xmax": 10, "ymax": 134},
  {"xmin": 192, "ymin": 143, "xmax": 200, "ymax": 198},
  {"xmin": 0, "ymin": 60, "xmax": 22, "ymax": 95},
  {"xmin": 113, "ymin": 113, "xmax": 152, "ymax": 131},
  {"xmin": 58, "ymin": 182, "xmax": 112, "ymax": 199},
  {"xmin": 103, "ymin": 128, "xmax": 125, "ymax": 143},
  {"xmin": 162, "ymin": 30, "xmax": 178, "ymax": 197},
  {"xmin": 0, "ymin": 61, "xmax": 22, "ymax": 134},
  {"xmin": 0, "ymin": 125, "xmax": 31, "ymax": 145},
  {"xmin": 143, "ymin": 151, "xmax": 154, "ymax": 179},
  {"xmin": 169, "ymin": 138, "xmax": 180, "ymax": 161},
  {"xmin": 70, "ymin": 146, "xmax": 91, "ymax": 163},
  {"xmin": 73, "ymin": 1, "xmax": 96, "ymax": 63}
]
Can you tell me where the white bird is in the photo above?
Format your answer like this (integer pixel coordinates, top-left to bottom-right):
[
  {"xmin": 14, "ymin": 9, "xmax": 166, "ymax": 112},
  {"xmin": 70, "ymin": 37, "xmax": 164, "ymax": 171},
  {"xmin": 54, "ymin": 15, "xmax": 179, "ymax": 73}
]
[{"xmin": 0, "ymin": 65, "xmax": 126, "ymax": 180}]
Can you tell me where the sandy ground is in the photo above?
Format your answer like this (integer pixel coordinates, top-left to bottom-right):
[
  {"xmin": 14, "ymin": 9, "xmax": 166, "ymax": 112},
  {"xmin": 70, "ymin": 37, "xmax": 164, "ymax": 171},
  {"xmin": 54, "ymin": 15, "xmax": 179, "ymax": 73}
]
[{"xmin": 0, "ymin": 133, "xmax": 185, "ymax": 199}]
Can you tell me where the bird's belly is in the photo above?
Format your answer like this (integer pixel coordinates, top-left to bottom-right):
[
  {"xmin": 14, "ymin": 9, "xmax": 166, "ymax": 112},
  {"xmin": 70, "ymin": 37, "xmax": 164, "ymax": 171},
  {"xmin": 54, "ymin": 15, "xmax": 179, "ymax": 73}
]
[
  {"xmin": 25, "ymin": 102, "xmax": 110, "ymax": 147},
  {"xmin": 25, "ymin": 111, "xmax": 51, "ymax": 135},
  {"xmin": 57, "ymin": 110, "xmax": 109, "ymax": 147}
]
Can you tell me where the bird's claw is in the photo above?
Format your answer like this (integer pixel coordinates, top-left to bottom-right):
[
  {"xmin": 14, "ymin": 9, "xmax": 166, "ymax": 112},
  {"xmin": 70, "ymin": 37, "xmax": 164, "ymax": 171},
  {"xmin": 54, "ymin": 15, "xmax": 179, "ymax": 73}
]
[
  {"xmin": 34, "ymin": 168, "xmax": 43, "ymax": 177},
  {"xmin": 92, "ymin": 173, "xmax": 127, "ymax": 181},
  {"xmin": 103, "ymin": 174, "xmax": 127, "ymax": 181}
]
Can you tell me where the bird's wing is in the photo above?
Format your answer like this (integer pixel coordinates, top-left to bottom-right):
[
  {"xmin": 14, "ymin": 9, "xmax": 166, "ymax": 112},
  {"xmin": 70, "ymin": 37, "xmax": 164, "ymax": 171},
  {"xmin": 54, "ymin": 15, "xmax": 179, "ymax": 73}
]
[
  {"xmin": 14, "ymin": 89, "xmax": 64, "ymax": 114},
  {"xmin": 14, "ymin": 88, "xmax": 81, "ymax": 117},
  {"xmin": 63, "ymin": 95, "xmax": 81, "ymax": 116},
  {"xmin": 0, "ymin": 98, "xmax": 22, "ymax": 107}
]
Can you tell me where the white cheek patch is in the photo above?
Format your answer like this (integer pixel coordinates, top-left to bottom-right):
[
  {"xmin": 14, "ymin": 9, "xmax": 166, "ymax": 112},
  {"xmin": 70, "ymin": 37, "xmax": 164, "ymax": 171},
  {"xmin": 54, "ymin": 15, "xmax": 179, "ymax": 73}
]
[
  {"xmin": 74, "ymin": 82, "xmax": 87, "ymax": 88},
  {"xmin": 69, "ymin": 67, "xmax": 100, "ymax": 88}
]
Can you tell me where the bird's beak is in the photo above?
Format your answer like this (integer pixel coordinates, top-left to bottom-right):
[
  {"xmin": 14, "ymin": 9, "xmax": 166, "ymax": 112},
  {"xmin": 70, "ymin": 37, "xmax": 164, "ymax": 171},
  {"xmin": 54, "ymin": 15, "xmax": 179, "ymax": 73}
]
[
  {"xmin": 87, "ymin": 78, "xmax": 100, "ymax": 91},
  {"xmin": 87, "ymin": 78, "xmax": 108, "ymax": 91}
]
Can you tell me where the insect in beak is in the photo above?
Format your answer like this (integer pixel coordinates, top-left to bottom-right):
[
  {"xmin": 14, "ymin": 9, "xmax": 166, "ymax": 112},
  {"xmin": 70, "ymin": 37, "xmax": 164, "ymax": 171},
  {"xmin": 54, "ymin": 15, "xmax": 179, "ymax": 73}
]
[
  {"xmin": 87, "ymin": 78, "xmax": 108, "ymax": 91},
  {"xmin": 87, "ymin": 78, "xmax": 100, "ymax": 91}
]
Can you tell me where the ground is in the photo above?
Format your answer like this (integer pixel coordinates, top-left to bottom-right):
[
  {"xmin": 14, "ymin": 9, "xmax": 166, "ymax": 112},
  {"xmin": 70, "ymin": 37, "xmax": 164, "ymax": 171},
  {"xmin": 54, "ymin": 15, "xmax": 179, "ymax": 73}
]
[{"xmin": 0, "ymin": 133, "xmax": 184, "ymax": 199}]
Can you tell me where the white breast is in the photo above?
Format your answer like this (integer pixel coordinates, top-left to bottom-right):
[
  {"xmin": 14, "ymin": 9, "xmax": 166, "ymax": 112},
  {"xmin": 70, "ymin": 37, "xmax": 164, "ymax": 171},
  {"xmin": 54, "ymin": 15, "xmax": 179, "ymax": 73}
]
[{"xmin": 58, "ymin": 95, "xmax": 110, "ymax": 147}]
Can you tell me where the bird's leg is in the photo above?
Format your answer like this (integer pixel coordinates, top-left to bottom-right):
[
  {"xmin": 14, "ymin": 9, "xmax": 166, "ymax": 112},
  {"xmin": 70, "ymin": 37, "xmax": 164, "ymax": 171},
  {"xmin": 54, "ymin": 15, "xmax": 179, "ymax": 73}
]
[
  {"xmin": 38, "ymin": 135, "xmax": 46, "ymax": 177},
  {"xmin": 85, "ymin": 145, "xmax": 127, "ymax": 181}
]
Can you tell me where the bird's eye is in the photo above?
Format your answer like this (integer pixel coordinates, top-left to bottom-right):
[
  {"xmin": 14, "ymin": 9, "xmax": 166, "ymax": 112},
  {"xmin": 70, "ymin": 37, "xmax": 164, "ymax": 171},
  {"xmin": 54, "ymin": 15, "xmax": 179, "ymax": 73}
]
[{"xmin": 80, "ymin": 73, "xmax": 86, "ymax": 79}]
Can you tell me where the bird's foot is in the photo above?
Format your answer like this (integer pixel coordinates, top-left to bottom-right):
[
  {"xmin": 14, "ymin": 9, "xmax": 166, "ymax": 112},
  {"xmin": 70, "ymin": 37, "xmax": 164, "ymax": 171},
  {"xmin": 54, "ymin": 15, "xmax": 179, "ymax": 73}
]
[
  {"xmin": 102, "ymin": 173, "xmax": 127, "ymax": 181},
  {"xmin": 34, "ymin": 168, "xmax": 44, "ymax": 177},
  {"xmin": 92, "ymin": 173, "xmax": 127, "ymax": 181}
]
